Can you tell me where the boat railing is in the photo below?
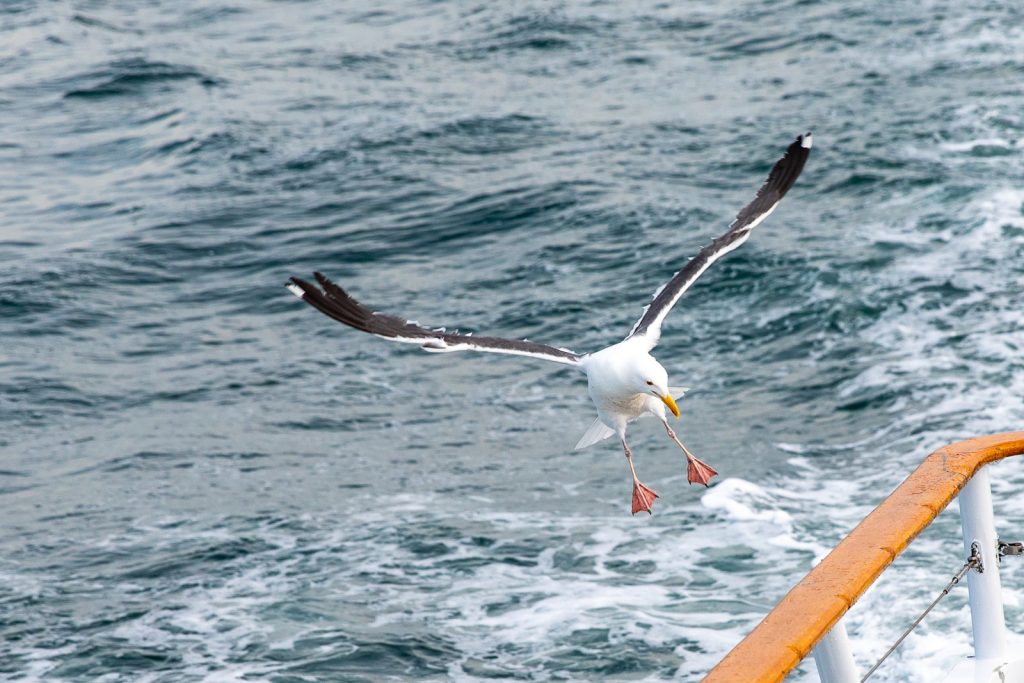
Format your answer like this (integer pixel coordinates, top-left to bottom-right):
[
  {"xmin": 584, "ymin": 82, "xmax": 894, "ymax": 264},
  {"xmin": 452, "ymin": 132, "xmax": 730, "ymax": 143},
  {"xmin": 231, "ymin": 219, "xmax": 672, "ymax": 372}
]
[{"xmin": 702, "ymin": 431, "xmax": 1024, "ymax": 683}]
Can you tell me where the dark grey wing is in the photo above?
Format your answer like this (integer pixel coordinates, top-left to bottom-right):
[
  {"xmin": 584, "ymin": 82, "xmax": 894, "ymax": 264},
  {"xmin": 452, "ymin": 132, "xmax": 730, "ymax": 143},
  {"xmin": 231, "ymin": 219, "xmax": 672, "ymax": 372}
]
[
  {"xmin": 287, "ymin": 272, "xmax": 582, "ymax": 366},
  {"xmin": 627, "ymin": 132, "xmax": 812, "ymax": 349}
]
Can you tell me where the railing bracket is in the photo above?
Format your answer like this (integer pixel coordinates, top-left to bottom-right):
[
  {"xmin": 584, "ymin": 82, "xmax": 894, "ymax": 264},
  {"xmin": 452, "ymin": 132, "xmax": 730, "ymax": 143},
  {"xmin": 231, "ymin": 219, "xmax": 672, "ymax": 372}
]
[
  {"xmin": 969, "ymin": 541, "xmax": 984, "ymax": 573},
  {"xmin": 998, "ymin": 540, "xmax": 1023, "ymax": 560}
]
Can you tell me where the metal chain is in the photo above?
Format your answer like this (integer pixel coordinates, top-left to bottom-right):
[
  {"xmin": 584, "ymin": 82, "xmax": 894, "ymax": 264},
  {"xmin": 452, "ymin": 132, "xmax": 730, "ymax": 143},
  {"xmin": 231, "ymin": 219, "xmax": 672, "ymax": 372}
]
[{"xmin": 860, "ymin": 544, "xmax": 983, "ymax": 682}]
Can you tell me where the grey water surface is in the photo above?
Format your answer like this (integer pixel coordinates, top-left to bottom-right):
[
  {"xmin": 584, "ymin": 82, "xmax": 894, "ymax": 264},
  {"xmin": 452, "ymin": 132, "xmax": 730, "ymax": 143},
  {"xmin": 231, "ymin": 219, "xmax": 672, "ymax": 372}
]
[{"xmin": 3, "ymin": 1, "xmax": 1024, "ymax": 681}]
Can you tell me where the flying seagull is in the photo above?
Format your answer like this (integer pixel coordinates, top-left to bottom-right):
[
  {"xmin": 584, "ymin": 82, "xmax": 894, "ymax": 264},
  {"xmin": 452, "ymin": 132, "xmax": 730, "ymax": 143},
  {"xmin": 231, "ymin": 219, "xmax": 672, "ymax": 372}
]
[{"xmin": 288, "ymin": 132, "xmax": 811, "ymax": 514}]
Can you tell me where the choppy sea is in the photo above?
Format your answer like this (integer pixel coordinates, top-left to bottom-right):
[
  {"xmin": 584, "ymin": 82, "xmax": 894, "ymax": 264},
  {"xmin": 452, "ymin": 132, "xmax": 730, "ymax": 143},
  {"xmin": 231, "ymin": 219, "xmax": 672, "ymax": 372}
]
[{"xmin": 3, "ymin": 1, "xmax": 1024, "ymax": 681}]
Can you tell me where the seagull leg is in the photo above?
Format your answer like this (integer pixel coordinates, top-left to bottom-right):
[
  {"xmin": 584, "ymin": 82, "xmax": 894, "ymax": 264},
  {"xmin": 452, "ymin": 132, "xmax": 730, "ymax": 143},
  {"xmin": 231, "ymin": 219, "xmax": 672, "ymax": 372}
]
[
  {"xmin": 663, "ymin": 422, "xmax": 718, "ymax": 487},
  {"xmin": 623, "ymin": 439, "xmax": 658, "ymax": 515}
]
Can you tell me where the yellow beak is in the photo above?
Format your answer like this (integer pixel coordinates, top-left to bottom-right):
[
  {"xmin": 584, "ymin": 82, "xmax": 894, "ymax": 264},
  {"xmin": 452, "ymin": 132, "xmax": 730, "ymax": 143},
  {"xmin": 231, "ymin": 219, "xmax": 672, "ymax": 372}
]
[{"xmin": 660, "ymin": 392, "xmax": 680, "ymax": 418}]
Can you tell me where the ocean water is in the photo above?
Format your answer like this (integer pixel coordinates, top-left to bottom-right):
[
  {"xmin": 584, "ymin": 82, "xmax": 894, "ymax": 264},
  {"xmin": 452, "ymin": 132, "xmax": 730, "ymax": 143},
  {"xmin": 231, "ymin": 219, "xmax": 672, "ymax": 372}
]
[{"xmin": 2, "ymin": 1, "xmax": 1024, "ymax": 681}]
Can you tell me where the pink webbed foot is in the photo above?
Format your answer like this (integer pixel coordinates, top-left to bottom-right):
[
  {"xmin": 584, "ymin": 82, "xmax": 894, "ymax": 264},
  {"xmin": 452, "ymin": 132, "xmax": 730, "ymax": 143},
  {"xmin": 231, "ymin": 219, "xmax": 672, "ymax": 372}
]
[
  {"xmin": 631, "ymin": 480, "xmax": 659, "ymax": 515},
  {"xmin": 686, "ymin": 455, "xmax": 718, "ymax": 487}
]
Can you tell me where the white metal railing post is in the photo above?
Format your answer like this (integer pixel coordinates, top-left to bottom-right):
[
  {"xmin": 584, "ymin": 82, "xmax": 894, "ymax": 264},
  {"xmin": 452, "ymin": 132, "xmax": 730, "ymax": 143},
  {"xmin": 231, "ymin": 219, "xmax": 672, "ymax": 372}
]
[
  {"xmin": 812, "ymin": 619, "xmax": 859, "ymax": 683},
  {"xmin": 958, "ymin": 466, "xmax": 1007, "ymax": 660}
]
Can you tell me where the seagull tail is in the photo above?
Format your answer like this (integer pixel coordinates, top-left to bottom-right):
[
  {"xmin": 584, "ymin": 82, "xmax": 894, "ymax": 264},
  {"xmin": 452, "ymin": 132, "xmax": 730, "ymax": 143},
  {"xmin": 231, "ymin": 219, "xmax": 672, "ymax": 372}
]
[{"xmin": 574, "ymin": 418, "xmax": 616, "ymax": 451}]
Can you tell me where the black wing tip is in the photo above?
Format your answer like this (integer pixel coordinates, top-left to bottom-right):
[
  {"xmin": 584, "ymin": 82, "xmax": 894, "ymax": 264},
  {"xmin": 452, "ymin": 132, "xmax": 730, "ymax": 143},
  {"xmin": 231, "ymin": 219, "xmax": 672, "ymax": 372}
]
[
  {"xmin": 286, "ymin": 272, "xmax": 344, "ymax": 298},
  {"xmin": 766, "ymin": 131, "xmax": 812, "ymax": 196},
  {"xmin": 787, "ymin": 132, "xmax": 812, "ymax": 156},
  {"xmin": 286, "ymin": 271, "xmax": 378, "ymax": 332}
]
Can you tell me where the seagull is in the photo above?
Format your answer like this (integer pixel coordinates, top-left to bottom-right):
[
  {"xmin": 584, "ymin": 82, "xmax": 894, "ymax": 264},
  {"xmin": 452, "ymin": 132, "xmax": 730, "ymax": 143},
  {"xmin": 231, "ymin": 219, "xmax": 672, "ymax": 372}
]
[{"xmin": 287, "ymin": 132, "xmax": 811, "ymax": 514}]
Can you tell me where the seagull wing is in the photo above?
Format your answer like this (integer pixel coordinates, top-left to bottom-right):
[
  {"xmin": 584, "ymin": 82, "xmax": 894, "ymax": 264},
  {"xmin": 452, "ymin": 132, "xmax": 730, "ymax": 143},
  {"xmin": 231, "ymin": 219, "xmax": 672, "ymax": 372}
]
[
  {"xmin": 288, "ymin": 272, "xmax": 582, "ymax": 366},
  {"xmin": 627, "ymin": 132, "xmax": 812, "ymax": 349}
]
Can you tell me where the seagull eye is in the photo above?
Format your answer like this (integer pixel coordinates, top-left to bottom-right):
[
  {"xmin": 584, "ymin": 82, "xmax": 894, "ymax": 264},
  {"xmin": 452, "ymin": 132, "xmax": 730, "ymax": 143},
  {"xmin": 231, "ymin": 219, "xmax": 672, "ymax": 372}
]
[{"xmin": 645, "ymin": 380, "xmax": 654, "ymax": 386}]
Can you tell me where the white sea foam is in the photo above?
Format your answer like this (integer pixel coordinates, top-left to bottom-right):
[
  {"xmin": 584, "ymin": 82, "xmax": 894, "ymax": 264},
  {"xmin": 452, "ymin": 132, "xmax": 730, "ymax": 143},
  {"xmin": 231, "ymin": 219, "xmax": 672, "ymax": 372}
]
[
  {"xmin": 940, "ymin": 137, "xmax": 1015, "ymax": 152},
  {"xmin": 701, "ymin": 477, "xmax": 792, "ymax": 524},
  {"xmin": 341, "ymin": 478, "xmax": 849, "ymax": 679}
]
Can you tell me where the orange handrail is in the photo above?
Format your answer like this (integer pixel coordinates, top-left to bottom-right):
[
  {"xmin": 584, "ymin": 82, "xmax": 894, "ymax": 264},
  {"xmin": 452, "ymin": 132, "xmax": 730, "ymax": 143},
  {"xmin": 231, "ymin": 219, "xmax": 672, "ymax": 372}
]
[{"xmin": 703, "ymin": 431, "xmax": 1024, "ymax": 683}]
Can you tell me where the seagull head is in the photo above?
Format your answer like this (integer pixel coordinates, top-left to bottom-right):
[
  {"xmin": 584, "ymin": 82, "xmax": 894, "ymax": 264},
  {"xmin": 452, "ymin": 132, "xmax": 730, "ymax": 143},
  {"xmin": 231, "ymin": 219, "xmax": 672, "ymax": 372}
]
[{"xmin": 633, "ymin": 357, "xmax": 679, "ymax": 418}]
